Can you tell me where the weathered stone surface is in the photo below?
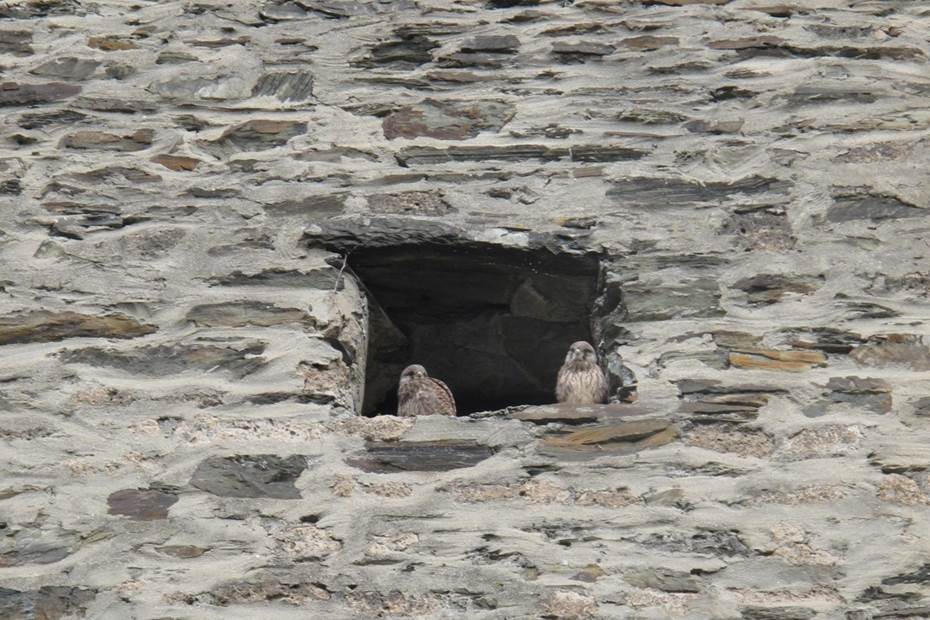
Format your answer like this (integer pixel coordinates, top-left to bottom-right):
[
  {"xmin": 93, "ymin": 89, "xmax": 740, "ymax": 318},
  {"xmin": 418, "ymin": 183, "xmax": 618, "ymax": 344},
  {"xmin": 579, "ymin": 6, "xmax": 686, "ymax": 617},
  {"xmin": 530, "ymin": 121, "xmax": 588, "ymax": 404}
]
[
  {"xmin": 2, "ymin": 1, "xmax": 929, "ymax": 617},
  {"xmin": 777, "ymin": 425, "xmax": 864, "ymax": 461},
  {"xmin": 721, "ymin": 208, "xmax": 795, "ymax": 250},
  {"xmin": 0, "ymin": 310, "xmax": 155, "ymax": 345},
  {"xmin": 685, "ymin": 425, "xmax": 775, "ymax": 457},
  {"xmin": 347, "ymin": 440, "xmax": 494, "ymax": 473},
  {"xmin": 59, "ymin": 342, "xmax": 266, "ymax": 378},
  {"xmin": 367, "ymin": 190, "xmax": 452, "ymax": 216},
  {"xmin": 107, "ymin": 487, "xmax": 178, "ymax": 520},
  {"xmin": 190, "ymin": 455, "xmax": 308, "ymax": 498}
]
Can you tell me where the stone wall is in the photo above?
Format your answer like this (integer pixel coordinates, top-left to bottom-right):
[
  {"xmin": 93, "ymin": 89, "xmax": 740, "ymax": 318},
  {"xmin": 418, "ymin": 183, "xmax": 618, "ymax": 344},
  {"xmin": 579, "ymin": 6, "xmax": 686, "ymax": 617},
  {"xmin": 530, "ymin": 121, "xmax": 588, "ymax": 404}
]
[{"xmin": 2, "ymin": 0, "xmax": 930, "ymax": 618}]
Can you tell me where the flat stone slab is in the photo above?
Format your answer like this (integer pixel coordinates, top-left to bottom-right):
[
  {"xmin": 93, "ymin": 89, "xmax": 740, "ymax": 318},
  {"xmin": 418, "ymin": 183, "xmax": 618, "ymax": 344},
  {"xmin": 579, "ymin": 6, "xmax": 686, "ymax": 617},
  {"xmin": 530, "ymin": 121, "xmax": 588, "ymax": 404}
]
[
  {"xmin": 540, "ymin": 418, "xmax": 680, "ymax": 456},
  {"xmin": 346, "ymin": 440, "xmax": 494, "ymax": 473},
  {"xmin": 107, "ymin": 488, "xmax": 178, "ymax": 521},
  {"xmin": 190, "ymin": 455, "xmax": 308, "ymax": 499},
  {"xmin": 511, "ymin": 403, "xmax": 665, "ymax": 425}
]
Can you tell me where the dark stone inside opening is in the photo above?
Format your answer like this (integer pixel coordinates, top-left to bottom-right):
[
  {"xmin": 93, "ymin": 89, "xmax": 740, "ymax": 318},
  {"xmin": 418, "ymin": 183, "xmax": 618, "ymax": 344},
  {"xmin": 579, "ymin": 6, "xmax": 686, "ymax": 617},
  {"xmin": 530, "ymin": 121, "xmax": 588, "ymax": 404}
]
[{"xmin": 348, "ymin": 243, "xmax": 601, "ymax": 416}]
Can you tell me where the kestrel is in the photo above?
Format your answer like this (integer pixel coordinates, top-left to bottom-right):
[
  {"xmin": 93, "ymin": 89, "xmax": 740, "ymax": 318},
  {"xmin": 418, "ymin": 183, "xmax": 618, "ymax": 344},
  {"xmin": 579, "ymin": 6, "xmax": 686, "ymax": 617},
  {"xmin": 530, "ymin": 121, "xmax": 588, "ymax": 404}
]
[
  {"xmin": 556, "ymin": 341, "xmax": 608, "ymax": 405},
  {"xmin": 397, "ymin": 364, "xmax": 457, "ymax": 417}
]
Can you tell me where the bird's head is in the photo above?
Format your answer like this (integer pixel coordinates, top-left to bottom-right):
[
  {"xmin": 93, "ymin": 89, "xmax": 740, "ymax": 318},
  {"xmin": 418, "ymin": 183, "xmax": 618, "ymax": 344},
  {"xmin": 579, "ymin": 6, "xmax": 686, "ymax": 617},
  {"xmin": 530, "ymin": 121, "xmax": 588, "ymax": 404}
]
[
  {"xmin": 565, "ymin": 341, "xmax": 598, "ymax": 365},
  {"xmin": 400, "ymin": 364, "xmax": 428, "ymax": 383}
]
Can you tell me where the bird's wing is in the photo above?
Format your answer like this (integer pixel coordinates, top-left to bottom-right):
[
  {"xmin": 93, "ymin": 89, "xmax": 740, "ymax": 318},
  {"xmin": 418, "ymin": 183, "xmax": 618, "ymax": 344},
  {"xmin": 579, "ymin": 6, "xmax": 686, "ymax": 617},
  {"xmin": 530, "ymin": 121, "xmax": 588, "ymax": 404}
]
[{"xmin": 430, "ymin": 377, "xmax": 457, "ymax": 415}]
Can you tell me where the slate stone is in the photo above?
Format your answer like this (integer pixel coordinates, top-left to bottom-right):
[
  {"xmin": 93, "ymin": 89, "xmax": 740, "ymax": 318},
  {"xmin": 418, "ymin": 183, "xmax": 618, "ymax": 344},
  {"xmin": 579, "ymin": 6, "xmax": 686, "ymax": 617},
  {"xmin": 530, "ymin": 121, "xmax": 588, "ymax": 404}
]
[
  {"xmin": 882, "ymin": 563, "xmax": 930, "ymax": 586},
  {"xmin": 731, "ymin": 274, "xmax": 820, "ymax": 305},
  {"xmin": 461, "ymin": 35, "xmax": 520, "ymax": 53},
  {"xmin": 827, "ymin": 192, "xmax": 925, "ymax": 222},
  {"xmin": 913, "ymin": 397, "xmax": 930, "ymax": 417},
  {"xmin": 0, "ymin": 81, "xmax": 81, "ymax": 107},
  {"xmin": 107, "ymin": 488, "xmax": 178, "ymax": 520},
  {"xmin": 17, "ymin": 109, "xmax": 87, "ymax": 130},
  {"xmin": 347, "ymin": 441, "xmax": 494, "ymax": 473},
  {"xmin": 570, "ymin": 145, "xmax": 648, "ymax": 162},
  {"xmin": 621, "ymin": 35, "xmax": 679, "ymax": 50},
  {"xmin": 205, "ymin": 120, "xmax": 307, "ymax": 154},
  {"xmin": 0, "ymin": 586, "xmax": 96, "ymax": 620},
  {"xmin": 144, "ymin": 154, "xmax": 197, "ymax": 172},
  {"xmin": 729, "ymin": 349, "xmax": 827, "ymax": 372},
  {"xmin": 155, "ymin": 545, "xmax": 208, "ymax": 558},
  {"xmin": 190, "ymin": 454, "xmax": 308, "ymax": 498},
  {"xmin": 0, "ymin": 30, "xmax": 33, "ymax": 56},
  {"xmin": 512, "ymin": 403, "xmax": 654, "ymax": 425},
  {"xmin": 186, "ymin": 301, "xmax": 310, "ymax": 327},
  {"xmin": 545, "ymin": 418, "xmax": 675, "ymax": 446},
  {"xmin": 0, "ymin": 311, "xmax": 156, "ymax": 345},
  {"xmin": 0, "ymin": 528, "xmax": 79, "ymax": 567},
  {"xmin": 623, "ymin": 277, "xmax": 723, "ymax": 321},
  {"xmin": 850, "ymin": 335, "xmax": 930, "ymax": 370},
  {"xmin": 625, "ymin": 567, "xmax": 701, "ymax": 593},
  {"xmin": 263, "ymin": 194, "xmax": 346, "ymax": 218},
  {"xmin": 551, "ymin": 41, "xmax": 616, "ymax": 59},
  {"xmin": 207, "ymin": 268, "xmax": 343, "ymax": 289},
  {"xmin": 805, "ymin": 377, "xmax": 893, "ymax": 417},
  {"xmin": 30, "ymin": 57, "xmax": 99, "ymax": 80},
  {"xmin": 59, "ymin": 342, "xmax": 267, "ymax": 378},
  {"xmin": 87, "ymin": 35, "xmax": 137, "ymax": 51},
  {"xmin": 785, "ymin": 327, "xmax": 864, "ymax": 354},
  {"xmin": 49, "ymin": 213, "xmax": 137, "ymax": 239},
  {"xmin": 73, "ymin": 97, "xmax": 157, "ymax": 114},
  {"xmin": 382, "ymin": 99, "xmax": 515, "ymax": 140},
  {"xmin": 60, "ymin": 129, "xmax": 154, "ymax": 151},
  {"xmin": 356, "ymin": 32, "xmax": 438, "ymax": 68},
  {"xmin": 741, "ymin": 607, "xmax": 816, "ymax": 620},
  {"xmin": 396, "ymin": 144, "xmax": 568, "ymax": 165},
  {"xmin": 608, "ymin": 176, "xmax": 786, "ymax": 207},
  {"xmin": 252, "ymin": 71, "xmax": 314, "ymax": 101}
]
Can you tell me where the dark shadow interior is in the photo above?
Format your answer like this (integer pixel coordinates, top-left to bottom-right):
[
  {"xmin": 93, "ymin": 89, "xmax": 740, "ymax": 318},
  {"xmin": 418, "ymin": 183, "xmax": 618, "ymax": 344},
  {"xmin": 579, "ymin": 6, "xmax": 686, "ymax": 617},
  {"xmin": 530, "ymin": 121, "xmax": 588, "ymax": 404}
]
[{"xmin": 348, "ymin": 242, "xmax": 601, "ymax": 416}]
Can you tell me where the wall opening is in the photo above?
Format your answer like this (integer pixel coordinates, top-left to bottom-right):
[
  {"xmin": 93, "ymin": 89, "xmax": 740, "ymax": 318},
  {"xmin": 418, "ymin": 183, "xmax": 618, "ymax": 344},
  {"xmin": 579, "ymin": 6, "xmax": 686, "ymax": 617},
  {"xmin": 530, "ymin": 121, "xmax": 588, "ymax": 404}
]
[{"xmin": 344, "ymin": 242, "xmax": 602, "ymax": 416}]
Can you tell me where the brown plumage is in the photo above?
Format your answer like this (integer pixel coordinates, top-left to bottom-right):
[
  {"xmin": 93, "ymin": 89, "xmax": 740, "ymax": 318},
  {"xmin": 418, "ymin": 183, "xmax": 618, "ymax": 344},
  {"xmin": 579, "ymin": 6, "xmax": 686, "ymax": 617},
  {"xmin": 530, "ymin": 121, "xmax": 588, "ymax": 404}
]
[
  {"xmin": 397, "ymin": 364, "xmax": 457, "ymax": 417},
  {"xmin": 556, "ymin": 341, "xmax": 608, "ymax": 405}
]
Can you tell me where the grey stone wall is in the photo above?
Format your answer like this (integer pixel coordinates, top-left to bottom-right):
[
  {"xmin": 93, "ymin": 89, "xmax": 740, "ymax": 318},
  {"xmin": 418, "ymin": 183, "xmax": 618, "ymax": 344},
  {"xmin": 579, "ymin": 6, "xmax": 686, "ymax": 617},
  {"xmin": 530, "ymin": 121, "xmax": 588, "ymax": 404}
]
[{"xmin": 1, "ymin": 0, "xmax": 930, "ymax": 618}]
